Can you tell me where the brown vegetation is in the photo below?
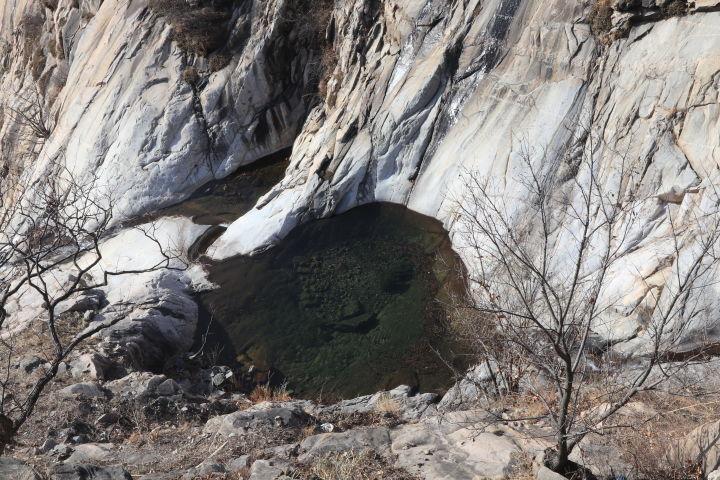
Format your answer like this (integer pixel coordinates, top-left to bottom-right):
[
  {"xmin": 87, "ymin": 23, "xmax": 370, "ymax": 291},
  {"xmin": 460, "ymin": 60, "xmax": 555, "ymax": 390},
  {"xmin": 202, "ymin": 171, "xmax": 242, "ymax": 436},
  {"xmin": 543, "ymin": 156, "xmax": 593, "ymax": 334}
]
[
  {"xmin": 148, "ymin": 0, "xmax": 233, "ymax": 56},
  {"xmin": 293, "ymin": 450, "xmax": 420, "ymax": 480},
  {"xmin": 588, "ymin": 0, "xmax": 613, "ymax": 36}
]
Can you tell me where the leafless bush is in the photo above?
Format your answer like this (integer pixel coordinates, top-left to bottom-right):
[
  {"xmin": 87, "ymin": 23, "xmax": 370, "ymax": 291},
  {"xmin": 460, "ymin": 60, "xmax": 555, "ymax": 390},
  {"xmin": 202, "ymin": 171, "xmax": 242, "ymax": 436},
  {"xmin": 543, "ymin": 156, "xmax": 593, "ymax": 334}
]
[
  {"xmin": 0, "ymin": 161, "xmax": 185, "ymax": 453},
  {"xmin": 452, "ymin": 128, "xmax": 720, "ymax": 474},
  {"xmin": 5, "ymin": 86, "xmax": 52, "ymax": 141}
]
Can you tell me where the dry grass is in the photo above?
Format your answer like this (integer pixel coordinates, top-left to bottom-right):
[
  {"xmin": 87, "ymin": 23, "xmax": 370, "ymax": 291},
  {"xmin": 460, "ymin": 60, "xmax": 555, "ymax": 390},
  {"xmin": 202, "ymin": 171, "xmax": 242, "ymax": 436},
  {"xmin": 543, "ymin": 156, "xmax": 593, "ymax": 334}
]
[
  {"xmin": 373, "ymin": 393, "xmax": 402, "ymax": 416},
  {"xmin": 249, "ymin": 383, "xmax": 292, "ymax": 403},
  {"xmin": 612, "ymin": 391, "xmax": 716, "ymax": 480},
  {"xmin": 294, "ymin": 450, "xmax": 420, "ymax": 480}
]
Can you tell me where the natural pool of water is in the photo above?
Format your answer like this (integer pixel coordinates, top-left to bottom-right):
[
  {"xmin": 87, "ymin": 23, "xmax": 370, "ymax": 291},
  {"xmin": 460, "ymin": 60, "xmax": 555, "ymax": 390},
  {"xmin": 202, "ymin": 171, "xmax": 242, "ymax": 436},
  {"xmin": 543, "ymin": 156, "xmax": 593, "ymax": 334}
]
[{"xmin": 196, "ymin": 203, "xmax": 466, "ymax": 398}]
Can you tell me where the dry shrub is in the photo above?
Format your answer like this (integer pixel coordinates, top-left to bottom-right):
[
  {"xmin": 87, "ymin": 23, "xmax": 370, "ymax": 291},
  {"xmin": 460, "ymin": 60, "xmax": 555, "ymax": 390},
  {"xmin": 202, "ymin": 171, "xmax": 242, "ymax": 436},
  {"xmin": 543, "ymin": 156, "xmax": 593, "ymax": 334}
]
[
  {"xmin": 41, "ymin": 0, "xmax": 58, "ymax": 10},
  {"xmin": 373, "ymin": 393, "xmax": 402, "ymax": 416},
  {"xmin": 295, "ymin": 450, "xmax": 419, "ymax": 480},
  {"xmin": 588, "ymin": 0, "xmax": 613, "ymax": 36},
  {"xmin": 148, "ymin": 0, "xmax": 189, "ymax": 17},
  {"xmin": 30, "ymin": 48, "xmax": 46, "ymax": 81},
  {"xmin": 20, "ymin": 13, "xmax": 44, "ymax": 60},
  {"xmin": 208, "ymin": 52, "xmax": 232, "ymax": 72},
  {"xmin": 182, "ymin": 66, "xmax": 200, "ymax": 86},
  {"xmin": 149, "ymin": 0, "xmax": 231, "ymax": 56},
  {"xmin": 249, "ymin": 383, "xmax": 292, "ymax": 403},
  {"xmin": 172, "ymin": 7, "xmax": 231, "ymax": 56},
  {"xmin": 319, "ymin": 409, "xmax": 402, "ymax": 432},
  {"xmin": 662, "ymin": 0, "xmax": 688, "ymax": 16}
]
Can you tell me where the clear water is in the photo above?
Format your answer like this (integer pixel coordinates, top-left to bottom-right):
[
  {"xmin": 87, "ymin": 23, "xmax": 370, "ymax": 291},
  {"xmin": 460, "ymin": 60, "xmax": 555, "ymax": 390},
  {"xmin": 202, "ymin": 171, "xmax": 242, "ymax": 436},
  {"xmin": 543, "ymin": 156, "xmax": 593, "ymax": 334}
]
[{"xmin": 196, "ymin": 203, "xmax": 465, "ymax": 398}]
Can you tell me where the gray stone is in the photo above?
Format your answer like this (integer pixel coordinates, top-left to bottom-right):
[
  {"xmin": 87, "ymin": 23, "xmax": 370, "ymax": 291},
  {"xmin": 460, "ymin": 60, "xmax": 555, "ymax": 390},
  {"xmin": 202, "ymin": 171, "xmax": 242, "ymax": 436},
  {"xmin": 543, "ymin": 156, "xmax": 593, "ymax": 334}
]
[
  {"xmin": 247, "ymin": 459, "xmax": 292, "ymax": 480},
  {"xmin": 70, "ymin": 353, "xmax": 115, "ymax": 381},
  {"xmin": 37, "ymin": 438, "xmax": 58, "ymax": 454},
  {"xmin": 204, "ymin": 401, "xmax": 313, "ymax": 436},
  {"xmin": 298, "ymin": 427, "xmax": 391, "ymax": 462},
  {"xmin": 671, "ymin": 420, "xmax": 720, "ymax": 473},
  {"xmin": 65, "ymin": 443, "xmax": 117, "ymax": 464},
  {"xmin": 59, "ymin": 382, "xmax": 109, "ymax": 400},
  {"xmin": 318, "ymin": 385, "xmax": 438, "ymax": 420},
  {"xmin": 227, "ymin": 455, "xmax": 251, "ymax": 473},
  {"xmin": 105, "ymin": 372, "xmax": 174, "ymax": 398},
  {"xmin": 50, "ymin": 464, "xmax": 132, "ymax": 480},
  {"xmin": 155, "ymin": 378, "xmax": 181, "ymax": 396},
  {"xmin": 181, "ymin": 462, "xmax": 226, "ymax": 479},
  {"xmin": 0, "ymin": 457, "xmax": 42, "ymax": 480},
  {"xmin": 95, "ymin": 413, "xmax": 120, "ymax": 427},
  {"xmin": 536, "ymin": 466, "xmax": 568, "ymax": 480},
  {"xmin": 17, "ymin": 355, "xmax": 45, "ymax": 373},
  {"xmin": 708, "ymin": 469, "xmax": 720, "ymax": 480}
]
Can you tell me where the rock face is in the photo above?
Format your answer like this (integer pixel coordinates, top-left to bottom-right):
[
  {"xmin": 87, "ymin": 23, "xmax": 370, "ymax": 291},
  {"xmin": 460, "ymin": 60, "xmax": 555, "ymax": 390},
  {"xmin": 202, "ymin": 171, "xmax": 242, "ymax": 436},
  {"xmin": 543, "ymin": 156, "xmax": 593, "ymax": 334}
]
[
  {"xmin": 0, "ymin": 0, "xmax": 719, "ymax": 398},
  {"xmin": 0, "ymin": 0, "xmax": 317, "ymax": 221}
]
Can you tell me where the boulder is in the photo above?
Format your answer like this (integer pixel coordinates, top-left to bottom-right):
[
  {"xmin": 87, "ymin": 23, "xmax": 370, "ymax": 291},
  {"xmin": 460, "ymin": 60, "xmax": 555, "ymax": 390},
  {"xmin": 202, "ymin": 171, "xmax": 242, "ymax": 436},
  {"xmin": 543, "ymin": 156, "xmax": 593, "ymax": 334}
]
[
  {"xmin": 50, "ymin": 464, "xmax": 132, "ymax": 480},
  {"xmin": 59, "ymin": 382, "xmax": 109, "ymax": 400},
  {"xmin": 298, "ymin": 427, "xmax": 392, "ymax": 462},
  {"xmin": 318, "ymin": 385, "xmax": 438, "ymax": 420},
  {"xmin": 0, "ymin": 457, "xmax": 42, "ymax": 480},
  {"xmin": 181, "ymin": 462, "xmax": 226, "ymax": 479},
  {"xmin": 105, "ymin": 372, "xmax": 181, "ymax": 399},
  {"xmin": 390, "ymin": 414, "xmax": 527, "ymax": 480},
  {"xmin": 708, "ymin": 469, "xmax": 720, "ymax": 480},
  {"xmin": 66, "ymin": 443, "xmax": 117, "ymax": 464},
  {"xmin": 204, "ymin": 402, "xmax": 313, "ymax": 436},
  {"xmin": 70, "ymin": 353, "xmax": 118, "ymax": 381},
  {"xmin": 247, "ymin": 459, "xmax": 293, "ymax": 480},
  {"xmin": 17, "ymin": 355, "xmax": 46, "ymax": 374}
]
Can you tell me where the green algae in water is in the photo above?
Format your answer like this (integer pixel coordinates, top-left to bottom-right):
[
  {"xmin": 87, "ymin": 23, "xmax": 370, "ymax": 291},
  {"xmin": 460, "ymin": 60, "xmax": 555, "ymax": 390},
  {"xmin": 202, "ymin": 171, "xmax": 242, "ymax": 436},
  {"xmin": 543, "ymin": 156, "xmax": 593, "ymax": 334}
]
[{"xmin": 197, "ymin": 203, "xmax": 464, "ymax": 398}]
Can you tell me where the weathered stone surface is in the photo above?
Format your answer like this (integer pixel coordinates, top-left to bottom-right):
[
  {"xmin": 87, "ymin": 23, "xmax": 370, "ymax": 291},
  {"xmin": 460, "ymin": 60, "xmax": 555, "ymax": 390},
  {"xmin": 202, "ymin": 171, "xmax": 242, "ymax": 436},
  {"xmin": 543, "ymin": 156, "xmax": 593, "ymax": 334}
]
[
  {"xmin": 69, "ymin": 353, "xmax": 117, "ymax": 381},
  {"xmin": 106, "ymin": 372, "xmax": 180, "ymax": 399},
  {"xmin": 536, "ymin": 466, "xmax": 568, "ymax": 480},
  {"xmin": 390, "ymin": 413, "xmax": 532, "ymax": 480},
  {"xmin": 59, "ymin": 382, "xmax": 109, "ymax": 400},
  {"xmin": 247, "ymin": 459, "xmax": 293, "ymax": 480},
  {"xmin": 0, "ymin": 457, "xmax": 42, "ymax": 480},
  {"xmin": 298, "ymin": 427, "xmax": 392, "ymax": 462},
  {"xmin": 50, "ymin": 464, "xmax": 132, "ymax": 480},
  {"xmin": 318, "ymin": 385, "xmax": 438, "ymax": 420},
  {"xmin": 204, "ymin": 401, "xmax": 313, "ymax": 436},
  {"xmin": 66, "ymin": 443, "xmax": 117, "ymax": 465}
]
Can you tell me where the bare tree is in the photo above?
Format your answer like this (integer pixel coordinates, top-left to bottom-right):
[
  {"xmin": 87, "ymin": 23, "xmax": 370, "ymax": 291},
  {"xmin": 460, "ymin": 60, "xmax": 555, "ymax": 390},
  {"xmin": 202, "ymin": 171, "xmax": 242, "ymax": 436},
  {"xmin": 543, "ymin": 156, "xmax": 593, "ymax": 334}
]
[
  {"xmin": 450, "ymin": 131, "xmax": 720, "ymax": 474},
  {"xmin": 0, "ymin": 161, "xmax": 185, "ymax": 453}
]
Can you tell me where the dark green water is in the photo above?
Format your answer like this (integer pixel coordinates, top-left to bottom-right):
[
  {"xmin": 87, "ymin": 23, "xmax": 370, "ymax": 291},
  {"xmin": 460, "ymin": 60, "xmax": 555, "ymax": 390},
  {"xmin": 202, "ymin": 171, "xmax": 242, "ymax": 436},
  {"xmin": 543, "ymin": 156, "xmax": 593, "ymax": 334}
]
[
  {"xmin": 160, "ymin": 149, "xmax": 291, "ymax": 225},
  {"xmin": 197, "ymin": 203, "xmax": 465, "ymax": 398}
]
